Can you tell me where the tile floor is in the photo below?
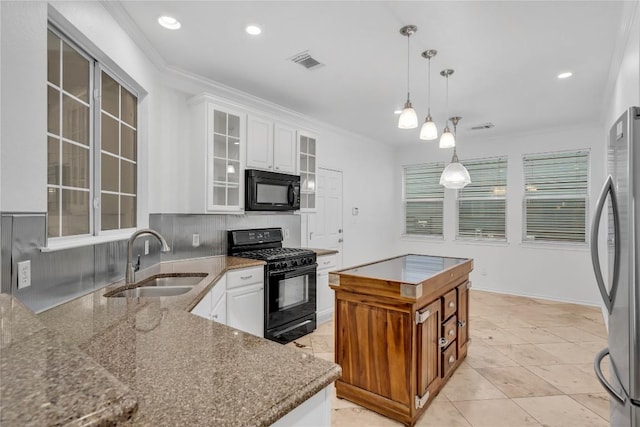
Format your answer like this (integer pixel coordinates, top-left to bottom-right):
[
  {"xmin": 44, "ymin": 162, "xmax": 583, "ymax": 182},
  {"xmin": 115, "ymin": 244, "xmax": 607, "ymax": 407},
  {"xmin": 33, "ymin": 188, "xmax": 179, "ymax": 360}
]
[{"xmin": 287, "ymin": 289, "xmax": 610, "ymax": 427}]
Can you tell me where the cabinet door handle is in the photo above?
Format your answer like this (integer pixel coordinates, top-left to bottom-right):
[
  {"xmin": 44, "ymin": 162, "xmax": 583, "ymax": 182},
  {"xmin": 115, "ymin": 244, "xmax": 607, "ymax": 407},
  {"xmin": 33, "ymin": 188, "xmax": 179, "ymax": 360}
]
[
  {"xmin": 268, "ymin": 165, "xmax": 272, "ymax": 169},
  {"xmin": 323, "ymin": 261, "xmax": 331, "ymax": 265},
  {"xmin": 275, "ymin": 166, "xmax": 280, "ymax": 170},
  {"xmin": 448, "ymin": 301, "xmax": 455, "ymax": 308},
  {"xmin": 448, "ymin": 355, "xmax": 455, "ymax": 364},
  {"xmin": 457, "ymin": 320, "xmax": 466, "ymax": 327},
  {"xmin": 240, "ymin": 275, "xmax": 253, "ymax": 280},
  {"xmin": 448, "ymin": 329, "xmax": 455, "ymax": 336},
  {"xmin": 439, "ymin": 337, "xmax": 449, "ymax": 348},
  {"xmin": 212, "ymin": 314, "xmax": 218, "ymax": 319}
]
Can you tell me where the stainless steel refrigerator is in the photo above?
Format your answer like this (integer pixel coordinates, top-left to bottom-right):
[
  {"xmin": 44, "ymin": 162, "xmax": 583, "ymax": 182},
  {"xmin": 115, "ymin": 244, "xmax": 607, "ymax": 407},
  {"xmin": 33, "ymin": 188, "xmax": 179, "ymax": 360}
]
[{"xmin": 591, "ymin": 106, "xmax": 640, "ymax": 427}]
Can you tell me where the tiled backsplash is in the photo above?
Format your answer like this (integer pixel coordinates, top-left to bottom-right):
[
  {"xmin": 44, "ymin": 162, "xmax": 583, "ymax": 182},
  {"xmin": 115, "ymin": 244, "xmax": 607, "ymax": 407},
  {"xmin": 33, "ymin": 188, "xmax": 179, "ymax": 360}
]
[{"xmin": 1, "ymin": 212, "xmax": 300, "ymax": 313}]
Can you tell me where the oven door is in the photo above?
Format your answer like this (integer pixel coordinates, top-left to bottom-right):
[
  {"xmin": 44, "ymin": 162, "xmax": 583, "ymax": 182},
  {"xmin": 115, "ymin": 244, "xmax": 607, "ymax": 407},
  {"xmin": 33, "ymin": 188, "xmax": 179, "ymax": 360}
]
[{"xmin": 266, "ymin": 264, "xmax": 316, "ymax": 330}]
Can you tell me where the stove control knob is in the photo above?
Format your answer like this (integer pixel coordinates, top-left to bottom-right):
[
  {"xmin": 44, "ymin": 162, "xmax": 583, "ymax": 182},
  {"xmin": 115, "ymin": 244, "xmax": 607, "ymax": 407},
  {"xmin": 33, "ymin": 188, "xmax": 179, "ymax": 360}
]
[
  {"xmin": 301, "ymin": 258, "xmax": 306, "ymax": 265},
  {"xmin": 292, "ymin": 260, "xmax": 298, "ymax": 266}
]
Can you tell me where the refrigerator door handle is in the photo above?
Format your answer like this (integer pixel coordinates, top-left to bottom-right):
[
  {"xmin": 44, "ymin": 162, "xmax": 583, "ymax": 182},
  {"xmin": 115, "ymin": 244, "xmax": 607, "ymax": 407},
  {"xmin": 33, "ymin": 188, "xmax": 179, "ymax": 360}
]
[
  {"xmin": 594, "ymin": 347, "xmax": 627, "ymax": 405},
  {"xmin": 590, "ymin": 175, "xmax": 621, "ymax": 314}
]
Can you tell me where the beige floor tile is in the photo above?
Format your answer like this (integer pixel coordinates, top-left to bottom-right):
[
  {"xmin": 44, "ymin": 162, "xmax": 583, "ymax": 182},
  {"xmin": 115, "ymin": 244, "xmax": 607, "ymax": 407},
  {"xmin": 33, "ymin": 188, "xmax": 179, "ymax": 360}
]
[
  {"xmin": 332, "ymin": 407, "xmax": 403, "ymax": 427},
  {"xmin": 310, "ymin": 334, "xmax": 334, "ymax": 353},
  {"xmin": 415, "ymin": 401, "xmax": 471, "ymax": 427},
  {"xmin": 479, "ymin": 313, "xmax": 536, "ymax": 328},
  {"xmin": 473, "ymin": 327, "xmax": 529, "ymax": 346},
  {"xmin": 314, "ymin": 352, "xmax": 334, "ymax": 362},
  {"xmin": 503, "ymin": 327, "xmax": 568, "ymax": 344},
  {"xmin": 465, "ymin": 342, "xmax": 520, "ymax": 369},
  {"xmin": 315, "ymin": 320, "xmax": 335, "ymax": 336},
  {"xmin": 493, "ymin": 344, "xmax": 563, "ymax": 366},
  {"xmin": 442, "ymin": 367, "xmax": 507, "ymax": 401},
  {"xmin": 331, "ymin": 384, "xmax": 360, "ymax": 410},
  {"xmin": 534, "ymin": 342, "xmax": 599, "ymax": 364},
  {"xmin": 453, "ymin": 399, "xmax": 542, "ymax": 427},
  {"xmin": 569, "ymin": 393, "xmax": 610, "ymax": 420},
  {"xmin": 526, "ymin": 365, "xmax": 603, "ymax": 394},
  {"xmin": 543, "ymin": 326, "xmax": 606, "ymax": 343},
  {"xmin": 513, "ymin": 395, "xmax": 608, "ymax": 427},
  {"xmin": 476, "ymin": 366, "xmax": 562, "ymax": 398},
  {"xmin": 470, "ymin": 318, "xmax": 501, "ymax": 330}
]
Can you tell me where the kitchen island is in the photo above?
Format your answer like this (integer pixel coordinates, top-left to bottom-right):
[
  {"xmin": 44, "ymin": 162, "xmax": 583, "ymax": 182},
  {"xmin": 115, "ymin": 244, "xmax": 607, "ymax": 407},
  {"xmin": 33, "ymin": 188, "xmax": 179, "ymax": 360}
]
[
  {"xmin": 1, "ymin": 256, "xmax": 340, "ymax": 426},
  {"xmin": 329, "ymin": 254, "xmax": 473, "ymax": 427}
]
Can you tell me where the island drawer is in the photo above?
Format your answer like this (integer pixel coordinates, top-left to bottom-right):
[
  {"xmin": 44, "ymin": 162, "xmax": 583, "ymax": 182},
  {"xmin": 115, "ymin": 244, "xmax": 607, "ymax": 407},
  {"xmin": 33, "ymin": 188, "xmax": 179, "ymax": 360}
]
[
  {"xmin": 442, "ymin": 289, "xmax": 457, "ymax": 320},
  {"xmin": 441, "ymin": 340, "xmax": 458, "ymax": 378},
  {"xmin": 442, "ymin": 315, "xmax": 458, "ymax": 345}
]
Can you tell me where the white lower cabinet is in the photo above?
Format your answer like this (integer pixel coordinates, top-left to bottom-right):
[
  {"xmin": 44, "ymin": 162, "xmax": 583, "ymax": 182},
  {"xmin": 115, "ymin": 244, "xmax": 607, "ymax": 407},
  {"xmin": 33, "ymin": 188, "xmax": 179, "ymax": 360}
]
[
  {"xmin": 271, "ymin": 386, "xmax": 331, "ymax": 427},
  {"xmin": 316, "ymin": 254, "xmax": 337, "ymax": 325},
  {"xmin": 190, "ymin": 267, "xmax": 264, "ymax": 337}
]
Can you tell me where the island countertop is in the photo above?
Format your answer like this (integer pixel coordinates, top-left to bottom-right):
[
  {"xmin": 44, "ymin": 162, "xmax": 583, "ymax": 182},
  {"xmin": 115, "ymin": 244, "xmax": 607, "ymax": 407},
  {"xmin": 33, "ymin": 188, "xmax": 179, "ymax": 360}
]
[{"xmin": 2, "ymin": 256, "xmax": 340, "ymax": 426}]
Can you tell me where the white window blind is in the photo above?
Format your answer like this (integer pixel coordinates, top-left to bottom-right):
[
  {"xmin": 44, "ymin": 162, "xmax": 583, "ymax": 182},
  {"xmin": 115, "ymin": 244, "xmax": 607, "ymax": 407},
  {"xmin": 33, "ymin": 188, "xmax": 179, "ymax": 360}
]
[
  {"xmin": 403, "ymin": 163, "xmax": 444, "ymax": 236},
  {"xmin": 457, "ymin": 157, "xmax": 507, "ymax": 240},
  {"xmin": 523, "ymin": 150, "xmax": 589, "ymax": 243}
]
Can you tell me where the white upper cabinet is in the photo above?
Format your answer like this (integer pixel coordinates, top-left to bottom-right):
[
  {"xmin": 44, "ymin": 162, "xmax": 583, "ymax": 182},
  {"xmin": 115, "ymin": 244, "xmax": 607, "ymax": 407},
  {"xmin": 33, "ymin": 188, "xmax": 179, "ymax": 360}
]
[
  {"xmin": 273, "ymin": 124, "xmax": 297, "ymax": 174},
  {"xmin": 247, "ymin": 115, "xmax": 297, "ymax": 174},
  {"xmin": 246, "ymin": 115, "xmax": 274, "ymax": 171},
  {"xmin": 191, "ymin": 95, "xmax": 246, "ymax": 213},
  {"xmin": 298, "ymin": 132, "xmax": 317, "ymax": 212}
]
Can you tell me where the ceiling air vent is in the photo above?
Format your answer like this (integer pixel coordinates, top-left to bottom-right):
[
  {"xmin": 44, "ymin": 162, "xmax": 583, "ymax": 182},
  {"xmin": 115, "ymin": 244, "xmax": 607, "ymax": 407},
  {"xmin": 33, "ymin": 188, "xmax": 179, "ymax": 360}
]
[
  {"xmin": 289, "ymin": 51, "xmax": 324, "ymax": 70},
  {"xmin": 470, "ymin": 123, "xmax": 495, "ymax": 130}
]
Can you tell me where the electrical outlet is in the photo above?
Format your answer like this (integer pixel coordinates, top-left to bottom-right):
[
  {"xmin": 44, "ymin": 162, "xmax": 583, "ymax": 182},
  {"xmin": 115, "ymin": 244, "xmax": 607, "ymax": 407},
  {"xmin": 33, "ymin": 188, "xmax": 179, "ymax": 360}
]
[
  {"xmin": 284, "ymin": 228, "xmax": 290, "ymax": 239},
  {"xmin": 17, "ymin": 260, "xmax": 31, "ymax": 289},
  {"xmin": 192, "ymin": 233, "xmax": 200, "ymax": 247},
  {"xmin": 144, "ymin": 239, "xmax": 149, "ymax": 255}
]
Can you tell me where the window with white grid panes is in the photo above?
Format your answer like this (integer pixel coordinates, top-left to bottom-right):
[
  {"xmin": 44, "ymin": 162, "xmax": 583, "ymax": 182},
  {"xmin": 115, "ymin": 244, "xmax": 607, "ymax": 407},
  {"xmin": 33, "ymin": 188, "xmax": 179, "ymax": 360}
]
[
  {"xmin": 457, "ymin": 157, "xmax": 507, "ymax": 240},
  {"xmin": 211, "ymin": 109, "xmax": 241, "ymax": 207},
  {"xmin": 523, "ymin": 149, "xmax": 589, "ymax": 243},
  {"xmin": 299, "ymin": 134, "xmax": 317, "ymax": 210},
  {"xmin": 100, "ymin": 71, "xmax": 137, "ymax": 231},
  {"xmin": 403, "ymin": 163, "xmax": 444, "ymax": 236},
  {"xmin": 47, "ymin": 28, "xmax": 138, "ymax": 239}
]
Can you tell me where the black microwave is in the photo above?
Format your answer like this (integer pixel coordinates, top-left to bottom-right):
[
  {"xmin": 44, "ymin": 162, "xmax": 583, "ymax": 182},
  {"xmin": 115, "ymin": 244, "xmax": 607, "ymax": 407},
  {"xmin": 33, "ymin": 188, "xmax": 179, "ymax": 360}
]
[{"xmin": 245, "ymin": 169, "xmax": 300, "ymax": 211}]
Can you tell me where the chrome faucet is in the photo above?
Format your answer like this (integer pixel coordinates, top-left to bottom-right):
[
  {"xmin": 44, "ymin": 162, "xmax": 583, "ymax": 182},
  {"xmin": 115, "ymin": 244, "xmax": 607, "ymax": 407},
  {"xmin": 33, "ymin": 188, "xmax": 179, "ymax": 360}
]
[{"xmin": 126, "ymin": 229, "xmax": 171, "ymax": 284}]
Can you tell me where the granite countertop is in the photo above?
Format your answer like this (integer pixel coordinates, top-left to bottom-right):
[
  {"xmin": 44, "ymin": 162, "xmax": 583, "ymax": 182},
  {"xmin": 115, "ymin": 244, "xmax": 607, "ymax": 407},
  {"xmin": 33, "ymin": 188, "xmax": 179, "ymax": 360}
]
[
  {"xmin": 3, "ymin": 256, "xmax": 341, "ymax": 426},
  {"xmin": 309, "ymin": 248, "xmax": 339, "ymax": 256}
]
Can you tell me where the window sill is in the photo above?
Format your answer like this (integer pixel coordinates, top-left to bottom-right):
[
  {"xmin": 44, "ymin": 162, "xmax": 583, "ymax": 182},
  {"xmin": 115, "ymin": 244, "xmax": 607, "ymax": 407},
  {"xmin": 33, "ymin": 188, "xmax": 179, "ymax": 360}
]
[
  {"xmin": 41, "ymin": 232, "xmax": 135, "ymax": 252},
  {"xmin": 519, "ymin": 241, "xmax": 589, "ymax": 252},
  {"xmin": 400, "ymin": 234, "xmax": 445, "ymax": 242},
  {"xmin": 454, "ymin": 238, "xmax": 509, "ymax": 247}
]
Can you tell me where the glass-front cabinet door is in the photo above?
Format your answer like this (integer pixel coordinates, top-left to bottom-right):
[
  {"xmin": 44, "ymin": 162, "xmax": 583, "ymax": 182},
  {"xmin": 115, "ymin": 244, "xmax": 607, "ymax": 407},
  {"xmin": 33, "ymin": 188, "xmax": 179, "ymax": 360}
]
[
  {"xmin": 207, "ymin": 103, "xmax": 246, "ymax": 212},
  {"xmin": 298, "ymin": 132, "xmax": 317, "ymax": 212}
]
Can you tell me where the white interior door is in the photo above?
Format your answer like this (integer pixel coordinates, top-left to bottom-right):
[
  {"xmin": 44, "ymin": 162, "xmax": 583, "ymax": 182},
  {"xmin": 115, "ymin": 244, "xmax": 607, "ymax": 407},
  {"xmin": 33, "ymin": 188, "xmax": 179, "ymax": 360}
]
[{"xmin": 308, "ymin": 168, "xmax": 343, "ymax": 267}]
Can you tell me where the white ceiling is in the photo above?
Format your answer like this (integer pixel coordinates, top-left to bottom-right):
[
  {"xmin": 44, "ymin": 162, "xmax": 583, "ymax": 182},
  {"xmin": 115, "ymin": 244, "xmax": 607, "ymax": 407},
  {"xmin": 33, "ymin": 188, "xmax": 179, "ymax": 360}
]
[{"xmin": 116, "ymin": 1, "xmax": 628, "ymax": 145}]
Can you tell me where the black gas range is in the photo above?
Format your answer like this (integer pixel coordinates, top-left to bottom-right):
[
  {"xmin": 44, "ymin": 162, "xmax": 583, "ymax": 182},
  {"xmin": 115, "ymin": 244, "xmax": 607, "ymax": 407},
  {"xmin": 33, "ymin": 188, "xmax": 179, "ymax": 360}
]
[{"xmin": 228, "ymin": 228, "xmax": 317, "ymax": 344}]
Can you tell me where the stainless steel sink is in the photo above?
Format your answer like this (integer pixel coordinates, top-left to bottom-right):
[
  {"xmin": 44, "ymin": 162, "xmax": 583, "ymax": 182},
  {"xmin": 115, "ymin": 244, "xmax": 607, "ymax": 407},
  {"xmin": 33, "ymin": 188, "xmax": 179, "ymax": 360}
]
[{"xmin": 105, "ymin": 273, "xmax": 207, "ymax": 298}]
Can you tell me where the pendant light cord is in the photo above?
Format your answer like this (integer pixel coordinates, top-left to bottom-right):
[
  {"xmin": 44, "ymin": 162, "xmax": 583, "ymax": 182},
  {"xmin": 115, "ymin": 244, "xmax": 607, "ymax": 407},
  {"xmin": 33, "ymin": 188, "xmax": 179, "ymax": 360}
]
[
  {"xmin": 406, "ymin": 34, "xmax": 411, "ymax": 102},
  {"xmin": 427, "ymin": 58, "xmax": 431, "ymax": 115}
]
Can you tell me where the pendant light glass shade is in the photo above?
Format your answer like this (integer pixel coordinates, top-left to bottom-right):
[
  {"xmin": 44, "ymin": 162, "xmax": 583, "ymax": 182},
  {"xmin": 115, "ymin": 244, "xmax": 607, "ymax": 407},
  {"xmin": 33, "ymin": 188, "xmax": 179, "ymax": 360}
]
[
  {"xmin": 419, "ymin": 115, "xmax": 438, "ymax": 140},
  {"xmin": 398, "ymin": 25, "xmax": 418, "ymax": 129},
  {"xmin": 439, "ymin": 126, "xmax": 455, "ymax": 148},
  {"xmin": 399, "ymin": 101, "xmax": 418, "ymax": 129},
  {"xmin": 440, "ymin": 151, "xmax": 471, "ymax": 189}
]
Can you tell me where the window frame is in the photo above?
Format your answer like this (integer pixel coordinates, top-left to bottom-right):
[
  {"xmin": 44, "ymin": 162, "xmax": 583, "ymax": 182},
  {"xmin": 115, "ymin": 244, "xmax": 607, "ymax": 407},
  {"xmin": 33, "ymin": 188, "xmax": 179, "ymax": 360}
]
[
  {"xmin": 46, "ymin": 24, "xmax": 139, "ymax": 246},
  {"xmin": 402, "ymin": 162, "xmax": 445, "ymax": 239},
  {"xmin": 455, "ymin": 156, "xmax": 508, "ymax": 242},
  {"xmin": 522, "ymin": 149, "xmax": 590, "ymax": 246}
]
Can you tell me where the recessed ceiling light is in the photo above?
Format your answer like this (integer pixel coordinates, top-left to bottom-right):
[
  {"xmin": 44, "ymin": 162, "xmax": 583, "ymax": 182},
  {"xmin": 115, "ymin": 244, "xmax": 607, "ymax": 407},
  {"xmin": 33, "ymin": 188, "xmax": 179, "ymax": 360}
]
[
  {"xmin": 158, "ymin": 16, "xmax": 181, "ymax": 30},
  {"xmin": 558, "ymin": 71, "xmax": 573, "ymax": 79},
  {"xmin": 394, "ymin": 110, "xmax": 403, "ymax": 115},
  {"xmin": 246, "ymin": 25, "xmax": 262, "ymax": 35}
]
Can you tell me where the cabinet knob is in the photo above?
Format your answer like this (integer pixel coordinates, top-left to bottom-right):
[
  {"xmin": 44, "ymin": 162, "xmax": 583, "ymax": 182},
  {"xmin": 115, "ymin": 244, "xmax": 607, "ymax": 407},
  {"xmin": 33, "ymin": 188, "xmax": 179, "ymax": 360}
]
[
  {"xmin": 457, "ymin": 320, "xmax": 466, "ymax": 327},
  {"xmin": 275, "ymin": 166, "xmax": 280, "ymax": 170},
  {"xmin": 448, "ymin": 355, "xmax": 455, "ymax": 364},
  {"xmin": 449, "ymin": 301, "xmax": 455, "ymax": 308},
  {"xmin": 439, "ymin": 337, "xmax": 449, "ymax": 348},
  {"xmin": 268, "ymin": 165, "xmax": 272, "ymax": 169}
]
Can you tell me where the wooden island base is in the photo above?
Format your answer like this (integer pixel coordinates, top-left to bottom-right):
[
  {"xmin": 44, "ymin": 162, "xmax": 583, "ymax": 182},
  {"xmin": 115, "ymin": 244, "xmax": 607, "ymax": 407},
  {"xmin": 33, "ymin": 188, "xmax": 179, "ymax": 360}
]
[{"xmin": 329, "ymin": 255, "xmax": 473, "ymax": 427}]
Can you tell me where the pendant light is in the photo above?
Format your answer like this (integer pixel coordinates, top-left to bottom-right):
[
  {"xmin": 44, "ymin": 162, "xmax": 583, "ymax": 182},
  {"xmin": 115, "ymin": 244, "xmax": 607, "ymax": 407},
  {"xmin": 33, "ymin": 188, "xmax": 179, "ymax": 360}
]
[
  {"xmin": 439, "ymin": 69, "xmax": 456, "ymax": 148},
  {"xmin": 398, "ymin": 25, "xmax": 418, "ymax": 129},
  {"xmin": 440, "ymin": 116, "xmax": 471, "ymax": 189},
  {"xmin": 419, "ymin": 50, "xmax": 438, "ymax": 140}
]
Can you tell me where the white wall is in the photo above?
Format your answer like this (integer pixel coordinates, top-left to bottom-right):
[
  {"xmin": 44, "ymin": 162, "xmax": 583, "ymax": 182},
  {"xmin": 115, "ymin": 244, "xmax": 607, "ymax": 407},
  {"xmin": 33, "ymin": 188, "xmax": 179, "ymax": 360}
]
[{"xmin": 394, "ymin": 125, "xmax": 606, "ymax": 305}]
